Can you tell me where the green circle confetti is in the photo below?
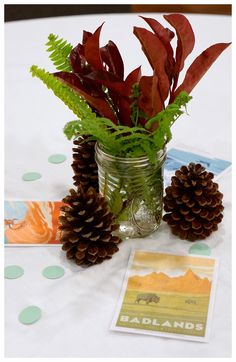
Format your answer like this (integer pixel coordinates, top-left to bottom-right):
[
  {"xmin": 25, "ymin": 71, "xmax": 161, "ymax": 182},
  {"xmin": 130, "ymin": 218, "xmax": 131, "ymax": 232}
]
[
  {"xmin": 188, "ymin": 243, "xmax": 211, "ymax": 256},
  {"xmin": 18, "ymin": 306, "xmax": 42, "ymax": 325},
  {"xmin": 42, "ymin": 265, "xmax": 65, "ymax": 279},
  {"xmin": 48, "ymin": 154, "xmax": 67, "ymax": 164},
  {"xmin": 22, "ymin": 172, "xmax": 42, "ymax": 181},
  {"xmin": 5, "ymin": 265, "xmax": 24, "ymax": 279}
]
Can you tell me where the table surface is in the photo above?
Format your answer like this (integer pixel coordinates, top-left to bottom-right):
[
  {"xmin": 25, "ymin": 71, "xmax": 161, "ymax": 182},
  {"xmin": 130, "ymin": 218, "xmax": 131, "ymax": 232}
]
[{"xmin": 5, "ymin": 13, "xmax": 232, "ymax": 358}]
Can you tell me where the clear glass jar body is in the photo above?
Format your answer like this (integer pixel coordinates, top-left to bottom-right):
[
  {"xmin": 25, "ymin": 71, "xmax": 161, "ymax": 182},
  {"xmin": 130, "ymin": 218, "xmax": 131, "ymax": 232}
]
[{"xmin": 95, "ymin": 143, "xmax": 166, "ymax": 238}]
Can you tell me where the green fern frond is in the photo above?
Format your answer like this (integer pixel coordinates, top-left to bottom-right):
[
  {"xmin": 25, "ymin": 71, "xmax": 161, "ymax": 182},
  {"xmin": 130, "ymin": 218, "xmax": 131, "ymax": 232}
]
[
  {"xmin": 71, "ymin": 116, "xmax": 156, "ymax": 160},
  {"xmin": 46, "ymin": 34, "xmax": 73, "ymax": 71},
  {"xmin": 147, "ymin": 91, "xmax": 192, "ymax": 150},
  {"xmin": 75, "ymin": 117, "xmax": 121, "ymax": 155},
  {"xmin": 145, "ymin": 91, "xmax": 192, "ymax": 130},
  {"xmin": 63, "ymin": 120, "xmax": 82, "ymax": 140},
  {"xmin": 110, "ymin": 126, "xmax": 149, "ymax": 140},
  {"xmin": 30, "ymin": 65, "xmax": 96, "ymax": 121},
  {"xmin": 63, "ymin": 91, "xmax": 192, "ymax": 163}
]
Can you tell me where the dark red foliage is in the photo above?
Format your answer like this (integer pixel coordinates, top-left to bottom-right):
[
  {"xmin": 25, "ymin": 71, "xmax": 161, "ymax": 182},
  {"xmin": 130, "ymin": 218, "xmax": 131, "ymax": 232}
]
[
  {"xmin": 100, "ymin": 40, "xmax": 124, "ymax": 79},
  {"xmin": 84, "ymin": 24, "xmax": 104, "ymax": 71},
  {"xmin": 140, "ymin": 16, "xmax": 175, "ymax": 81},
  {"xmin": 173, "ymin": 42, "xmax": 231, "ymax": 98},
  {"xmin": 164, "ymin": 13, "xmax": 195, "ymax": 95},
  {"xmin": 133, "ymin": 26, "xmax": 170, "ymax": 107},
  {"xmin": 54, "ymin": 14, "xmax": 231, "ymax": 127},
  {"xmin": 164, "ymin": 14, "xmax": 195, "ymax": 73}
]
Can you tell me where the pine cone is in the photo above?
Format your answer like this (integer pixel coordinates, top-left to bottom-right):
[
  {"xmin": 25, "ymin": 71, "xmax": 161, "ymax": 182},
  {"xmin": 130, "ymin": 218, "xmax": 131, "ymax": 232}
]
[
  {"xmin": 72, "ymin": 136, "xmax": 98, "ymax": 192},
  {"xmin": 163, "ymin": 163, "xmax": 224, "ymax": 241},
  {"xmin": 59, "ymin": 187, "xmax": 122, "ymax": 266}
]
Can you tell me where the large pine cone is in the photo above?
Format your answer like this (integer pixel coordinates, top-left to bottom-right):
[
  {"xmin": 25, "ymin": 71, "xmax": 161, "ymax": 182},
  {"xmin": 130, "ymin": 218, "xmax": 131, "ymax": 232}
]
[
  {"xmin": 59, "ymin": 187, "xmax": 122, "ymax": 266},
  {"xmin": 72, "ymin": 136, "xmax": 98, "ymax": 192},
  {"xmin": 163, "ymin": 163, "xmax": 224, "ymax": 241}
]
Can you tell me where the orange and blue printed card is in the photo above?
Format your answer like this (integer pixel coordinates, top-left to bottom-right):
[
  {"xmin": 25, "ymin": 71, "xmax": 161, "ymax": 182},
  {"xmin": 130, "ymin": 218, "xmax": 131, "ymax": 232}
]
[
  {"xmin": 4, "ymin": 201, "xmax": 63, "ymax": 245},
  {"xmin": 111, "ymin": 250, "xmax": 219, "ymax": 342}
]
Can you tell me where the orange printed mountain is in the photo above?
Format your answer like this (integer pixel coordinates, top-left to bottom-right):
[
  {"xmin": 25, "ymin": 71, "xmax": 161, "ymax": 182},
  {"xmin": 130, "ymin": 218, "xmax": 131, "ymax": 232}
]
[{"xmin": 128, "ymin": 269, "xmax": 211, "ymax": 294}]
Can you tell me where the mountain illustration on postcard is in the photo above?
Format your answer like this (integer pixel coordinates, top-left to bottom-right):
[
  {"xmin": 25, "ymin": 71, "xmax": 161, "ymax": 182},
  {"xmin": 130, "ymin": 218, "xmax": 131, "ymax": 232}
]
[
  {"xmin": 113, "ymin": 251, "xmax": 217, "ymax": 341},
  {"xmin": 128, "ymin": 268, "xmax": 211, "ymax": 294},
  {"xmin": 4, "ymin": 201, "xmax": 63, "ymax": 244}
]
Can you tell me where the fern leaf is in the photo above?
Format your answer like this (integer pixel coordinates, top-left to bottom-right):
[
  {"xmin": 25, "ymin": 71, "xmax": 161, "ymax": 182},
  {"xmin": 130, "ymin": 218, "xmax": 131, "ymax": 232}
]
[
  {"xmin": 110, "ymin": 126, "xmax": 149, "ymax": 140},
  {"xmin": 30, "ymin": 65, "xmax": 96, "ymax": 121},
  {"xmin": 145, "ymin": 91, "xmax": 191, "ymax": 130},
  {"xmin": 108, "ymin": 189, "xmax": 124, "ymax": 216},
  {"xmin": 57, "ymin": 91, "xmax": 192, "ymax": 163},
  {"xmin": 63, "ymin": 120, "xmax": 82, "ymax": 140},
  {"xmin": 46, "ymin": 34, "xmax": 73, "ymax": 71}
]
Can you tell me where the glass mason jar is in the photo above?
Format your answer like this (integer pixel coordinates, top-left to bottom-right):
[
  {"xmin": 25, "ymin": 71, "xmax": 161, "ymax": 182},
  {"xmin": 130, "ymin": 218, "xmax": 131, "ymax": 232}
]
[{"xmin": 95, "ymin": 143, "xmax": 166, "ymax": 238}]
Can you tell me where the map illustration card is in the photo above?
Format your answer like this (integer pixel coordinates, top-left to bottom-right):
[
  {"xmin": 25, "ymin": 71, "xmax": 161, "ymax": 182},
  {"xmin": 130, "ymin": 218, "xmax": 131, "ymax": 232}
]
[
  {"xmin": 111, "ymin": 250, "xmax": 218, "ymax": 342},
  {"xmin": 164, "ymin": 147, "xmax": 231, "ymax": 187},
  {"xmin": 4, "ymin": 201, "xmax": 63, "ymax": 245}
]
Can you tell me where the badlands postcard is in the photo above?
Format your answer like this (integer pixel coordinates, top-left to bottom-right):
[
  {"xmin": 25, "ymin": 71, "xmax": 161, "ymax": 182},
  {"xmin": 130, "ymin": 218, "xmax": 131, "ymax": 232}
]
[{"xmin": 111, "ymin": 250, "xmax": 218, "ymax": 342}]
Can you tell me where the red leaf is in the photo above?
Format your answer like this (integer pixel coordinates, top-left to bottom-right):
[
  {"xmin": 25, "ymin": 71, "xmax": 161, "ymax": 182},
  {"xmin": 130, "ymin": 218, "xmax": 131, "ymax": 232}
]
[
  {"xmin": 69, "ymin": 44, "xmax": 87, "ymax": 73},
  {"xmin": 165, "ymin": 27, "xmax": 175, "ymax": 41},
  {"xmin": 164, "ymin": 14, "xmax": 195, "ymax": 75},
  {"xmin": 140, "ymin": 16, "xmax": 175, "ymax": 68},
  {"xmin": 84, "ymin": 70, "xmax": 125, "ymax": 95},
  {"xmin": 140, "ymin": 16, "xmax": 175, "ymax": 81},
  {"xmin": 83, "ymin": 67, "xmax": 141, "ymax": 123},
  {"xmin": 83, "ymin": 71, "xmax": 127, "ymax": 120},
  {"xmin": 138, "ymin": 75, "xmax": 163, "ymax": 119},
  {"xmin": 124, "ymin": 66, "xmax": 141, "ymax": 96},
  {"xmin": 138, "ymin": 76, "xmax": 153, "ymax": 117},
  {"xmin": 118, "ymin": 98, "xmax": 133, "ymax": 127},
  {"xmin": 133, "ymin": 26, "xmax": 170, "ymax": 102},
  {"xmin": 151, "ymin": 74, "xmax": 163, "ymax": 116},
  {"xmin": 84, "ymin": 23, "xmax": 104, "ymax": 71},
  {"xmin": 83, "ymin": 68, "xmax": 142, "ymax": 126},
  {"xmin": 79, "ymin": 92, "xmax": 118, "ymax": 124},
  {"xmin": 54, "ymin": 72, "xmax": 85, "ymax": 90},
  {"xmin": 115, "ymin": 67, "xmax": 141, "ymax": 126},
  {"xmin": 173, "ymin": 42, "xmax": 231, "ymax": 98},
  {"xmin": 141, "ymin": 16, "xmax": 174, "ymax": 45},
  {"xmin": 56, "ymin": 69, "xmax": 104, "ymax": 98},
  {"xmin": 54, "ymin": 72, "xmax": 118, "ymax": 123},
  {"xmin": 100, "ymin": 40, "xmax": 124, "ymax": 79},
  {"xmin": 82, "ymin": 30, "xmax": 92, "ymax": 44}
]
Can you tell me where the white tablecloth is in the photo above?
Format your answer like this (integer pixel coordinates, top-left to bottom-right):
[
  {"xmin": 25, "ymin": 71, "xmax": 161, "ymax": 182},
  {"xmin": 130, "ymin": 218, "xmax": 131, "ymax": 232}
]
[{"xmin": 5, "ymin": 13, "xmax": 231, "ymax": 357}]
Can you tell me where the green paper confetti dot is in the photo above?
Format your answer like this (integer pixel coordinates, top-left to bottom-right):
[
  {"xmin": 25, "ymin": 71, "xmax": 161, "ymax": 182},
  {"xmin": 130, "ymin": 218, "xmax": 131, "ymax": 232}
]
[
  {"xmin": 22, "ymin": 172, "xmax": 42, "ymax": 181},
  {"xmin": 48, "ymin": 154, "xmax": 67, "ymax": 164},
  {"xmin": 19, "ymin": 306, "xmax": 42, "ymax": 325},
  {"xmin": 5, "ymin": 265, "xmax": 24, "ymax": 279},
  {"xmin": 188, "ymin": 243, "xmax": 211, "ymax": 256},
  {"xmin": 42, "ymin": 265, "xmax": 65, "ymax": 279}
]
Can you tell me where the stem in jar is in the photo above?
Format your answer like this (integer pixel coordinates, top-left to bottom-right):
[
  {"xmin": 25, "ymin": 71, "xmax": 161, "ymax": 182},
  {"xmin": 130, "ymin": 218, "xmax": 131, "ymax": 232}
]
[{"xmin": 102, "ymin": 171, "xmax": 108, "ymax": 197}]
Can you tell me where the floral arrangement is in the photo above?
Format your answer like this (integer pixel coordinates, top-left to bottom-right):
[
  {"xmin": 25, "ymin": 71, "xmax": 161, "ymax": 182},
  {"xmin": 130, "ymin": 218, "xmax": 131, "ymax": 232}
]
[
  {"xmin": 28, "ymin": 13, "xmax": 231, "ymax": 261},
  {"xmin": 30, "ymin": 14, "xmax": 230, "ymax": 163}
]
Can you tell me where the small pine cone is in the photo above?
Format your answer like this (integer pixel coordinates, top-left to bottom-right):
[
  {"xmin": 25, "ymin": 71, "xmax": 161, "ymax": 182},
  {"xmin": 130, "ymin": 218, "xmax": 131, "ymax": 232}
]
[
  {"xmin": 163, "ymin": 163, "xmax": 224, "ymax": 241},
  {"xmin": 72, "ymin": 136, "xmax": 98, "ymax": 192},
  {"xmin": 59, "ymin": 187, "xmax": 122, "ymax": 266}
]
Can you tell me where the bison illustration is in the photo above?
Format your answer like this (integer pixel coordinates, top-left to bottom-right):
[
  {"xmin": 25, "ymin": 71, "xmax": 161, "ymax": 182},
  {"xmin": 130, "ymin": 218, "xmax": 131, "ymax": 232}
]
[{"xmin": 135, "ymin": 293, "xmax": 160, "ymax": 305}]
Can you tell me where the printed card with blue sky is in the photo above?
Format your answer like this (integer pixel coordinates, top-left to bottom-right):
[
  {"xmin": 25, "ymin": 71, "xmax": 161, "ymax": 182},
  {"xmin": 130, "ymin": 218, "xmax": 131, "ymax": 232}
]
[{"xmin": 164, "ymin": 147, "xmax": 231, "ymax": 188}]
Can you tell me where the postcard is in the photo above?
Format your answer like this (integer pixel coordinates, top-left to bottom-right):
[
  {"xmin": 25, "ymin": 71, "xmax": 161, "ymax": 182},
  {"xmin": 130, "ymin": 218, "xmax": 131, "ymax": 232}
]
[
  {"xmin": 111, "ymin": 250, "xmax": 219, "ymax": 342},
  {"xmin": 164, "ymin": 147, "xmax": 231, "ymax": 187},
  {"xmin": 4, "ymin": 201, "xmax": 63, "ymax": 245}
]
